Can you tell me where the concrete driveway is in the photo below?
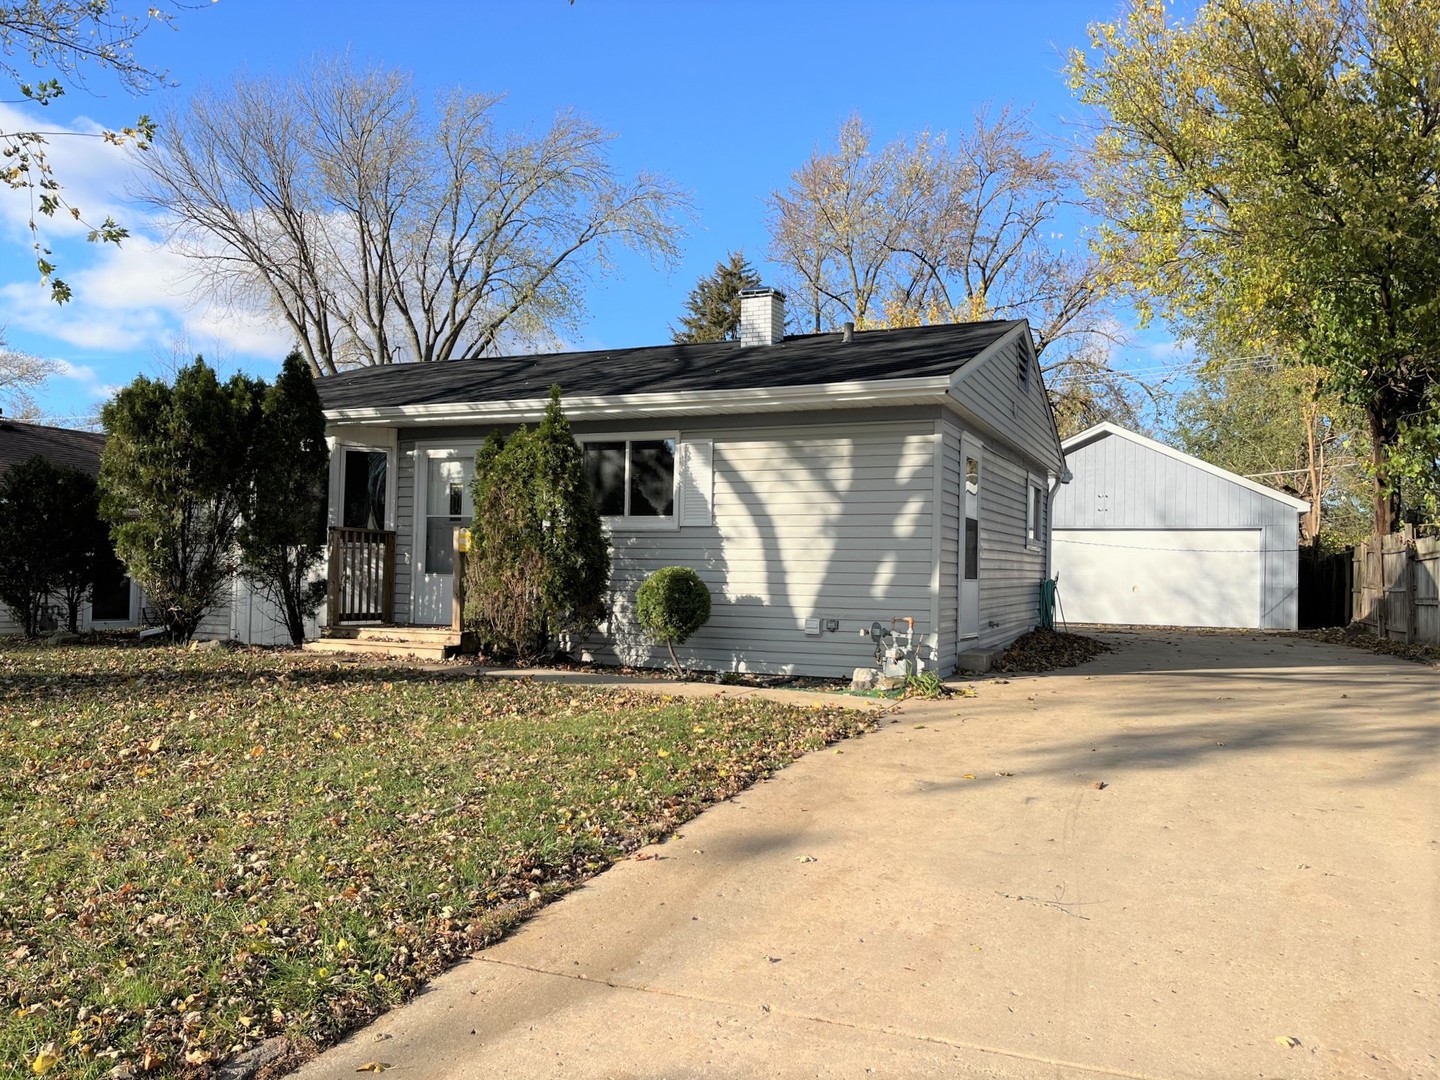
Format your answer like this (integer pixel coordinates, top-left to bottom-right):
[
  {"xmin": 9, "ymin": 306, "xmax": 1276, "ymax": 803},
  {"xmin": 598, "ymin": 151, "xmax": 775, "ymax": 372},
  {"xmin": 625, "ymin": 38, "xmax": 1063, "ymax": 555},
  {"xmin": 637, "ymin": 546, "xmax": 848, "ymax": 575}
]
[{"xmin": 293, "ymin": 631, "xmax": 1439, "ymax": 1080}]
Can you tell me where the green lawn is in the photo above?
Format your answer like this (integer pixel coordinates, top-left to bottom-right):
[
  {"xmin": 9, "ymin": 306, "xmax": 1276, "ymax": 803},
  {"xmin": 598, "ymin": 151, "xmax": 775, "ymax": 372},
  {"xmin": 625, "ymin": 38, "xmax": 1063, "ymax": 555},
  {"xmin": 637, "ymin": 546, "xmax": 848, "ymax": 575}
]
[{"xmin": 0, "ymin": 645, "xmax": 871, "ymax": 1078}]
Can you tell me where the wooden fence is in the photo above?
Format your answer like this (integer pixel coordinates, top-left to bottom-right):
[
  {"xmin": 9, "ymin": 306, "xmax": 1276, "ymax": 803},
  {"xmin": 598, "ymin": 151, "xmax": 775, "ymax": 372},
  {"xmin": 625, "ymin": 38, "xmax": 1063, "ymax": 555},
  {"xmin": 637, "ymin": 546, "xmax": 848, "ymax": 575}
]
[{"xmin": 1352, "ymin": 529, "xmax": 1440, "ymax": 644}]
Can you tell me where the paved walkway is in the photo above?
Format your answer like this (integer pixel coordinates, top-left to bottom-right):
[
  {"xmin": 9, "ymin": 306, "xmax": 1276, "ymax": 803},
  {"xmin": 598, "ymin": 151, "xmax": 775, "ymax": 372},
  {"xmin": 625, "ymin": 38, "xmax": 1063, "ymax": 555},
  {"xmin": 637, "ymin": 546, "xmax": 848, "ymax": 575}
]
[{"xmin": 295, "ymin": 631, "xmax": 1439, "ymax": 1080}]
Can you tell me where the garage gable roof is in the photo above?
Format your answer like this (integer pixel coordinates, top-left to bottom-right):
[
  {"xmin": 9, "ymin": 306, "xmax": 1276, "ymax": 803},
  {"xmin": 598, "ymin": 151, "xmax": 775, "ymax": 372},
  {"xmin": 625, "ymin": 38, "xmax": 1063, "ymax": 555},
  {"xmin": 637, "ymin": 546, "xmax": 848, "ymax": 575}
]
[{"xmin": 1062, "ymin": 422, "xmax": 1310, "ymax": 513}]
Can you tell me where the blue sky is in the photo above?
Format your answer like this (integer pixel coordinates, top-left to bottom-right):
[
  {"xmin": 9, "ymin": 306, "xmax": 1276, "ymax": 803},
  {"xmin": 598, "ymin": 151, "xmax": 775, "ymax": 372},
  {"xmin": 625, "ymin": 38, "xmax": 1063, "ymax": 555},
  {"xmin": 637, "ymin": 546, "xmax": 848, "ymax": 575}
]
[{"xmin": 1, "ymin": 0, "xmax": 1187, "ymax": 424}]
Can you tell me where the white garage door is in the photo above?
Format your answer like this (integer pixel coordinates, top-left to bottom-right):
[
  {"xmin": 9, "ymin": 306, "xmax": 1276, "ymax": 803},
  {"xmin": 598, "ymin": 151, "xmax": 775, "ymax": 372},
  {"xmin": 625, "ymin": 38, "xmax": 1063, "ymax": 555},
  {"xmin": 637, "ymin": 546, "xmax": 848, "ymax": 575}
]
[{"xmin": 1052, "ymin": 529, "xmax": 1262, "ymax": 628}]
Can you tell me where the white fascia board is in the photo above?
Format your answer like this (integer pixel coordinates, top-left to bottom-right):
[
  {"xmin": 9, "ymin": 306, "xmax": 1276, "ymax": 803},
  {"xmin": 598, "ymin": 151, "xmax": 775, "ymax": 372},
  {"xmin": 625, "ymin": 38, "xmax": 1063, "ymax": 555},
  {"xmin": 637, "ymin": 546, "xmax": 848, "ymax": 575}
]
[
  {"xmin": 1063, "ymin": 421, "xmax": 1312, "ymax": 513},
  {"xmin": 323, "ymin": 375, "xmax": 956, "ymax": 427}
]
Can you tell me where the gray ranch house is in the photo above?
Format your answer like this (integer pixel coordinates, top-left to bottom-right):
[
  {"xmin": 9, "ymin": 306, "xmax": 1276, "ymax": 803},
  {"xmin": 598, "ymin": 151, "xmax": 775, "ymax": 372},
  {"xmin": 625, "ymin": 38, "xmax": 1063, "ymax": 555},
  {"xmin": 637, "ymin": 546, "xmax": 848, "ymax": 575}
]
[{"xmin": 312, "ymin": 289, "xmax": 1066, "ymax": 677}]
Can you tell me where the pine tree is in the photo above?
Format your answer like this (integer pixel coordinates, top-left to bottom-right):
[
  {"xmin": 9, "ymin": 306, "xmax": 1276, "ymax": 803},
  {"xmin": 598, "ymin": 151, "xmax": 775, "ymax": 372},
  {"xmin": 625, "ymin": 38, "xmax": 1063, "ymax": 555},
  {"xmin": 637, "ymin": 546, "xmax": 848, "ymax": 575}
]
[
  {"xmin": 671, "ymin": 251, "xmax": 762, "ymax": 344},
  {"xmin": 99, "ymin": 359, "xmax": 263, "ymax": 640},
  {"xmin": 237, "ymin": 353, "xmax": 331, "ymax": 645},
  {"xmin": 465, "ymin": 386, "xmax": 610, "ymax": 658}
]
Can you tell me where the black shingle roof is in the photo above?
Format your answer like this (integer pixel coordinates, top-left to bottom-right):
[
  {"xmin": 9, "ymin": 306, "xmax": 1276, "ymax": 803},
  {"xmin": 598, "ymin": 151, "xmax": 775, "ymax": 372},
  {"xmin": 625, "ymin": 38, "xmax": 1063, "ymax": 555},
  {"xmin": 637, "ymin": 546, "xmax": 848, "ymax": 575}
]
[
  {"xmin": 317, "ymin": 320, "xmax": 1023, "ymax": 411},
  {"xmin": 0, "ymin": 419, "xmax": 106, "ymax": 477}
]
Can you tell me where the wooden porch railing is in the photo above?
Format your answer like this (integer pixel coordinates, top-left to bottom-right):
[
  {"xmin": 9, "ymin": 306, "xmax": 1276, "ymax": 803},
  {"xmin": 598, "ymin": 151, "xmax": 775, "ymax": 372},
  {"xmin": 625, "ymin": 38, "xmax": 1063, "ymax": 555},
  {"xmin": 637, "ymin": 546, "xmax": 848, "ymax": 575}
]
[{"xmin": 327, "ymin": 527, "xmax": 396, "ymax": 623}]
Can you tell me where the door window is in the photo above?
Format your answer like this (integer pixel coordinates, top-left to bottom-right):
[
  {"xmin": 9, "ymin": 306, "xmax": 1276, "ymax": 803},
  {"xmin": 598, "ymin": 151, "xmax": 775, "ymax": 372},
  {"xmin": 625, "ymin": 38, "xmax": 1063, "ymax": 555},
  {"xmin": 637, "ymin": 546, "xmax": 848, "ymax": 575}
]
[
  {"xmin": 964, "ymin": 455, "xmax": 981, "ymax": 581},
  {"xmin": 425, "ymin": 457, "xmax": 473, "ymax": 575}
]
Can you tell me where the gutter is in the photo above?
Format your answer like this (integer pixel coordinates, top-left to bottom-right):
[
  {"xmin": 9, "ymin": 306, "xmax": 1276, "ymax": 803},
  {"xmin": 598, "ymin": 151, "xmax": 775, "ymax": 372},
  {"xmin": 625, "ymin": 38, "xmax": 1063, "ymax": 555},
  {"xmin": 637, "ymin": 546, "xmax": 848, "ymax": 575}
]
[{"xmin": 323, "ymin": 375, "xmax": 956, "ymax": 427}]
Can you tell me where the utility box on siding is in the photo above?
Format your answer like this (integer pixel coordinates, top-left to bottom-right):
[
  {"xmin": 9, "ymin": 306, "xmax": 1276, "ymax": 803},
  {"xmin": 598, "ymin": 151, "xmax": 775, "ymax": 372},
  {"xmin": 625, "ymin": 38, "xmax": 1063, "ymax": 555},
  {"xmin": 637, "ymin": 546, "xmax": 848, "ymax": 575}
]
[{"xmin": 1051, "ymin": 423, "xmax": 1309, "ymax": 630}]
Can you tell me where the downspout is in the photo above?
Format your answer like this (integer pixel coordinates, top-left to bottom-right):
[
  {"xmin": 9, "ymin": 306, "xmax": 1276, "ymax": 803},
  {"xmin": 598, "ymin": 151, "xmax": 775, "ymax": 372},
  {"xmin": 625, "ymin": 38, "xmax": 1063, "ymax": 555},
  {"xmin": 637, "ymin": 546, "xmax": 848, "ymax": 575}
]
[{"xmin": 1045, "ymin": 464, "xmax": 1074, "ymax": 584}]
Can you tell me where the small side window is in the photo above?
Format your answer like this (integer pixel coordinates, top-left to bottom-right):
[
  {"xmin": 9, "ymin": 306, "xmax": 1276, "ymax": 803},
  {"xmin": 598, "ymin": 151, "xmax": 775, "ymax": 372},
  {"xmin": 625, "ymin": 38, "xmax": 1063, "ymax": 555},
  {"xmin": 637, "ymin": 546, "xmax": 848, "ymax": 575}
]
[{"xmin": 1026, "ymin": 481, "xmax": 1044, "ymax": 547}]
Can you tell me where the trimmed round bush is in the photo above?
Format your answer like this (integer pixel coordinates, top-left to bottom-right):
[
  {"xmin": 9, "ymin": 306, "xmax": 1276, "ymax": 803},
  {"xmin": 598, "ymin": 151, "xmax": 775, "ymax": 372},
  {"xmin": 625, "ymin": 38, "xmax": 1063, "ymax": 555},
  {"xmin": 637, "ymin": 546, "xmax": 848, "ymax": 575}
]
[{"xmin": 635, "ymin": 566, "xmax": 712, "ymax": 673}]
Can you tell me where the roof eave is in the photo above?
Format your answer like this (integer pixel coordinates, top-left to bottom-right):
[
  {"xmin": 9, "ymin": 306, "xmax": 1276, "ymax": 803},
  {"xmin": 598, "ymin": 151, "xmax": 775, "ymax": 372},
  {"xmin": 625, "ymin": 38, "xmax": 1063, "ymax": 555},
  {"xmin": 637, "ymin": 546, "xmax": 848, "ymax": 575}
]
[{"xmin": 324, "ymin": 375, "xmax": 958, "ymax": 427}]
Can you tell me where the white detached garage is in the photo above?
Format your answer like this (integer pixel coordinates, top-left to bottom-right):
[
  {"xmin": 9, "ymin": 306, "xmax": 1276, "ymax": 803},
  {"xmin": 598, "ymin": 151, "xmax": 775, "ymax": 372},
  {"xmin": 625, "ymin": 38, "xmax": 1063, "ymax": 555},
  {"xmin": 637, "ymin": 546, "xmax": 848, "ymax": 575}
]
[{"xmin": 1051, "ymin": 423, "xmax": 1309, "ymax": 630}]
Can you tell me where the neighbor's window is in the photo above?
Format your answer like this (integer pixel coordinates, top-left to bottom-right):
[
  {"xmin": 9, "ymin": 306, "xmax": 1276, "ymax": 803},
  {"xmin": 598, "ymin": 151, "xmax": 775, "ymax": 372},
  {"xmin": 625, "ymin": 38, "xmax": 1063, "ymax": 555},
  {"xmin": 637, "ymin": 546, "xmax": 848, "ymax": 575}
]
[{"xmin": 583, "ymin": 438, "xmax": 676, "ymax": 521}]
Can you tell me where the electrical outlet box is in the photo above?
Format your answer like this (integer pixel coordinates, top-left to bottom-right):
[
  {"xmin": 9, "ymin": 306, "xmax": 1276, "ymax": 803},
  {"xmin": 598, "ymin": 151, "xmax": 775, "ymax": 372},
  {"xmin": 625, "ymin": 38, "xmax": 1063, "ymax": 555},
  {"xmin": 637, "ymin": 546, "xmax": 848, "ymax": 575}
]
[{"xmin": 824, "ymin": 618, "xmax": 840, "ymax": 633}]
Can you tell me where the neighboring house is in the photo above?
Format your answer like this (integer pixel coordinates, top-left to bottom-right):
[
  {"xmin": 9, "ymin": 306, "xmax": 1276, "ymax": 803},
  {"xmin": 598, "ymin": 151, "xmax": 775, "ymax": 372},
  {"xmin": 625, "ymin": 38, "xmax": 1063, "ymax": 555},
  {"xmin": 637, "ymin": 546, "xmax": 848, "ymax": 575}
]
[
  {"xmin": 310, "ymin": 288, "xmax": 1066, "ymax": 676},
  {"xmin": 1051, "ymin": 422, "xmax": 1310, "ymax": 631},
  {"xmin": 0, "ymin": 417, "xmax": 141, "ymax": 634}
]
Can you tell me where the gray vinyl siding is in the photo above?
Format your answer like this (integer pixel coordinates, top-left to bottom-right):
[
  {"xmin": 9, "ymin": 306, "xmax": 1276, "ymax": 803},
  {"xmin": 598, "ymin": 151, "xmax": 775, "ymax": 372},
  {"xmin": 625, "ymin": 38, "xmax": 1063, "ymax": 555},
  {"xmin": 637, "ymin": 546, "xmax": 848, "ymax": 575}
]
[
  {"xmin": 951, "ymin": 331, "xmax": 1064, "ymax": 475},
  {"xmin": 936, "ymin": 424, "xmax": 962, "ymax": 671},
  {"xmin": 935, "ymin": 417, "xmax": 1047, "ymax": 669},
  {"xmin": 393, "ymin": 443, "xmax": 416, "ymax": 624},
  {"xmin": 200, "ymin": 576, "xmax": 319, "ymax": 646},
  {"xmin": 193, "ymin": 578, "xmax": 234, "ymax": 640},
  {"xmin": 976, "ymin": 449, "xmax": 1045, "ymax": 649},
  {"xmin": 1055, "ymin": 433, "xmax": 1301, "ymax": 629},
  {"xmin": 588, "ymin": 418, "xmax": 939, "ymax": 679}
]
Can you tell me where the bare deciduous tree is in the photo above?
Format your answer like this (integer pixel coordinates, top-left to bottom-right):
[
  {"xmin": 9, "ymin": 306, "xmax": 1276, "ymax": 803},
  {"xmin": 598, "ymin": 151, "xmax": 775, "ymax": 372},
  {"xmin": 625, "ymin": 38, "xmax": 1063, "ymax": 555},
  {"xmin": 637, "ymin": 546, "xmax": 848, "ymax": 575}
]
[
  {"xmin": 135, "ymin": 58, "xmax": 692, "ymax": 376},
  {"xmin": 0, "ymin": 329, "xmax": 56, "ymax": 419},
  {"xmin": 767, "ymin": 110, "xmax": 1143, "ymax": 434}
]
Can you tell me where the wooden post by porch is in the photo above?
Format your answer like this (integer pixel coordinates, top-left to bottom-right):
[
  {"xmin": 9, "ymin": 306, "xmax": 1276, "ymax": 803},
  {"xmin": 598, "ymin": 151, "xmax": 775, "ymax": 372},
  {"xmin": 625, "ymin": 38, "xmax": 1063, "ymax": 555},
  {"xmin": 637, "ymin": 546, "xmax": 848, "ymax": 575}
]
[
  {"xmin": 326, "ymin": 527, "xmax": 341, "ymax": 626},
  {"xmin": 451, "ymin": 525, "xmax": 469, "ymax": 633}
]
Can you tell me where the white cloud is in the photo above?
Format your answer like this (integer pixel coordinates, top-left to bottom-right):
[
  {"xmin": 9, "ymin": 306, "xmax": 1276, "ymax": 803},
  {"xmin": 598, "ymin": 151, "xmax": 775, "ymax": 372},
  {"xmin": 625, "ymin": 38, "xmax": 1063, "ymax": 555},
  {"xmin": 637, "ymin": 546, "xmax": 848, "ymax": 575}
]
[
  {"xmin": 1, "ymin": 231, "xmax": 292, "ymax": 362},
  {"xmin": 52, "ymin": 359, "xmax": 115, "ymax": 401}
]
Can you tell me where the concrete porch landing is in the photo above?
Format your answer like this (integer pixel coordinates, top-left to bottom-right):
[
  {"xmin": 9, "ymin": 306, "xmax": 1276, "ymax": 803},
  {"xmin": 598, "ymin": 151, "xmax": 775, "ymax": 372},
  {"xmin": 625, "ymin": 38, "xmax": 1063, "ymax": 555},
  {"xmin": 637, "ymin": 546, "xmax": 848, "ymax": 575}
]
[{"xmin": 304, "ymin": 624, "xmax": 460, "ymax": 661}]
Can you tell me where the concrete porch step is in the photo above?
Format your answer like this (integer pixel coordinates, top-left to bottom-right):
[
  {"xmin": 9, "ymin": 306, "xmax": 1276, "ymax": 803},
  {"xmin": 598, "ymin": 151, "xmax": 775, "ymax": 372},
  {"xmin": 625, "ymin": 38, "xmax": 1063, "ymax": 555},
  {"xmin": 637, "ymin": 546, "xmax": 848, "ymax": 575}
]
[
  {"xmin": 321, "ymin": 624, "xmax": 459, "ymax": 644},
  {"xmin": 306, "ymin": 625, "xmax": 460, "ymax": 661},
  {"xmin": 956, "ymin": 647, "xmax": 1001, "ymax": 673},
  {"xmin": 304, "ymin": 637, "xmax": 453, "ymax": 661}
]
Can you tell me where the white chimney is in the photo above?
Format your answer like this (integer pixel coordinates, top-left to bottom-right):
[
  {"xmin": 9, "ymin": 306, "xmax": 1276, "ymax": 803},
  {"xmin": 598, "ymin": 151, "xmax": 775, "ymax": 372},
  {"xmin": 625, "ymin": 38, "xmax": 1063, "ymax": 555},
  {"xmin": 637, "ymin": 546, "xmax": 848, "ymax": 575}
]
[{"xmin": 739, "ymin": 287, "xmax": 786, "ymax": 346}]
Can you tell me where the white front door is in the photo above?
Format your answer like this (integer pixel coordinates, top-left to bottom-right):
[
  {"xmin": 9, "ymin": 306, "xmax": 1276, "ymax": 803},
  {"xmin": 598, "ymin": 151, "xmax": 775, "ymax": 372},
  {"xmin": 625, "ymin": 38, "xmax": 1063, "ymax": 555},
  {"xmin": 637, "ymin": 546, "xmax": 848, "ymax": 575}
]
[
  {"xmin": 413, "ymin": 451, "xmax": 475, "ymax": 626},
  {"xmin": 959, "ymin": 436, "xmax": 983, "ymax": 642}
]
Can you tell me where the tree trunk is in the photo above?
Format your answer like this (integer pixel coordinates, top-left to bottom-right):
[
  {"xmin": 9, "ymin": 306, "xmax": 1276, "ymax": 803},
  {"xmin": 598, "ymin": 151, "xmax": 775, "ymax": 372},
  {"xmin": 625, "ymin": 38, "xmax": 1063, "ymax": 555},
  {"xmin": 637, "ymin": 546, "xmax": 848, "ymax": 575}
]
[
  {"xmin": 282, "ymin": 574, "xmax": 306, "ymax": 647},
  {"xmin": 1366, "ymin": 402, "xmax": 1400, "ymax": 537}
]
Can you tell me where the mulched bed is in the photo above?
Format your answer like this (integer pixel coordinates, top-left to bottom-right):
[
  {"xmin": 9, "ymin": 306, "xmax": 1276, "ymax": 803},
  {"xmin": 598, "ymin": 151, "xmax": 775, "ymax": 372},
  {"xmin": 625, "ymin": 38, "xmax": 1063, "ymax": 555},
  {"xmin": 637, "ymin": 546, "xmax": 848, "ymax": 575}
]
[
  {"xmin": 990, "ymin": 628, "xmax": 1111, "ymax": 673},
  {"xmin": 1295, "ymin": 627, "xmax": 1440, "ymax": 667}
]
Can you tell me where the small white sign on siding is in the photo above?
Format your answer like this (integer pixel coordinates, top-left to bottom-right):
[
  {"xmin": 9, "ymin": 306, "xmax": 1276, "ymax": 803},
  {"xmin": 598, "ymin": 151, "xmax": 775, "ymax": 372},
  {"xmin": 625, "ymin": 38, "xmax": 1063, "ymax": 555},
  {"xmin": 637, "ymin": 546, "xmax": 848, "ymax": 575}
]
[{"xmin": 677, "ymin": 439, "xmax": 714, "ymax": 527}]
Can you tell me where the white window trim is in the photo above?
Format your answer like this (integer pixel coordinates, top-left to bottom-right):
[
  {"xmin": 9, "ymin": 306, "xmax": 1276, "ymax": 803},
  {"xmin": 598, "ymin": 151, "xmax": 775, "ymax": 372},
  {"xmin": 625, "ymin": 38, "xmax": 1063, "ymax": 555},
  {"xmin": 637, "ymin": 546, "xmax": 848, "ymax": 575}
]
[
  {"xmin": 1026, "ymin": 474, "xmax": 1044, "ymax": 550},
  {"xmin": 330, "ymin": 437, "xmax": 397, "ymax": 531},
  {"xmin": 576, "ymin": 430, "xmax": 681, "ymax": 532}
]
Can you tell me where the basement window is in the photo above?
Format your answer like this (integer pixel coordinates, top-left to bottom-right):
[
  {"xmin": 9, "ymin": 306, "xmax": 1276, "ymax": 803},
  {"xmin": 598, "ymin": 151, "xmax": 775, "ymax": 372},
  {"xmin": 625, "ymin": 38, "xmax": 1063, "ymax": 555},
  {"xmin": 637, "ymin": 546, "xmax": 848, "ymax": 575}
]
[{"xmin": 582, "ymin": 437, "xmax": 677, "ymax": 527}]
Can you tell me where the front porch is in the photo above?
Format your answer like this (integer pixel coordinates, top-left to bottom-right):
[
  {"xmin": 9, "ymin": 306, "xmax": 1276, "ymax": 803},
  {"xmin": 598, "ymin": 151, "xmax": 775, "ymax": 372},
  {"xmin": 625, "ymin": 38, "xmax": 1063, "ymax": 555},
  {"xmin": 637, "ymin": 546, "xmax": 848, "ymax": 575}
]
[{"xmin": 308, "ymin": 525, "xmax": 465, "ymax": 660}]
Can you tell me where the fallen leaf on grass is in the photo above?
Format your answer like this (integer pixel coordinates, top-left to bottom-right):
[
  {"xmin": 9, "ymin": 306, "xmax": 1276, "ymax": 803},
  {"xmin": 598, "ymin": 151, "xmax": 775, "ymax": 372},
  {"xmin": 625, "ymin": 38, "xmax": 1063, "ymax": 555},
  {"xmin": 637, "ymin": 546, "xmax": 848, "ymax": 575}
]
[
  {"xmin": 962, "ymin": 773, "xmax": 976, "ymax": 780},
  {"xmin": 31, "ymin": 1045, "xmax": 59, "ymax": 1075},
  {"xmin": 356, "ymin": 1062, "xmax": 392, "ymax": 1073}
]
